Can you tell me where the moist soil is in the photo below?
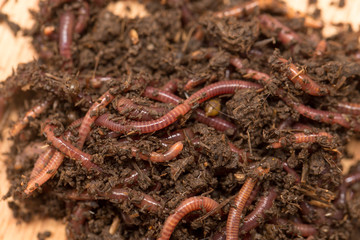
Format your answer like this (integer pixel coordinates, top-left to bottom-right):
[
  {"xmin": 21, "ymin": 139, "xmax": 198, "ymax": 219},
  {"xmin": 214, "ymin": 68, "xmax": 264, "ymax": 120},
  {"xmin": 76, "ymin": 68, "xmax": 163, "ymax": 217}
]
[{"xmin": 2, "ymin": 0, "xmax": 360, "ymax": 239}]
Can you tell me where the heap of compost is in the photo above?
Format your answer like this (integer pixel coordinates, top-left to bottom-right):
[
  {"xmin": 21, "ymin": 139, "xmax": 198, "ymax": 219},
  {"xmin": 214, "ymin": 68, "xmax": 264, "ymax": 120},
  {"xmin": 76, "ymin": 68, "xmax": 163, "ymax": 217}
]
[{"xmin": 2, "ymin": 0, "xmax": 360, "ymax": 239}]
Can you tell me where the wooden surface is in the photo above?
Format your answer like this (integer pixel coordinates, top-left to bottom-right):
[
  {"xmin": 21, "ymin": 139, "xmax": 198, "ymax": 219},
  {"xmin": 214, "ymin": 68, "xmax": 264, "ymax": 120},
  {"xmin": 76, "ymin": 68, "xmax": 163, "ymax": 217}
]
[{"xmin": 1, "ymin": 0, "xmax": 360, "ymax": 239}]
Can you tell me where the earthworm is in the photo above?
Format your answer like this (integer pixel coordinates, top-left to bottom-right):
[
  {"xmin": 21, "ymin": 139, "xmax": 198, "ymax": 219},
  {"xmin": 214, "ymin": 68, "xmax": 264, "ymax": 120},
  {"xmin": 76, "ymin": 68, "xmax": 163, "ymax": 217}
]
[
  {"xmin": 144, "ymin": 86, "xmax": 237, "ymax": 132},
  {"xmin": 244, "ymin": 183, "xmax": 260, "ymax": 207},
  {"xmin": 59, "ymin": 11, "xmax": 75, "ymax": 60},
  {"xmin": 162, "ymin": 128, "xmax": 195, "ymax": 143},
  {"xmin": 66, "ymin": 203, "xmax": 92, "ymax": 240},
  {"xmin": 226, "ymin": 166, "xmax": 270, "ymax": 240},
  {"xmin": 64, "ymin": 187, "xmax": 163, "ymax": 213},
  {"xmin": 314, "ymin": 40, "xmax": 327, "ymax": 57},
  {"xmin": 107, "ymin": 187, "xmax": 163, "ymax": 213},
  {"xmin": 143, "ymin": 86, "xmax": 182, "ymax": 105},
  {"xmin": 116, "ymin": 97, "xmax": 168, "ymax": 121},
  {"xmin": 277, "ymin": 58, "xmax": 329, "ymax": 96},
  {"xmin": 336, "ymin": 102, "xmax": 360, "ymax": 115},
  {"xmin": 43, "ymin": 124, "xmax": 102, "ymax": 172},
  {"xmin": 24, "ymin": 151, "xmax": 64, "ymax": 195},
  {"xmin": 227, "ymin": 142, "xmax": 248, "ymax": 162},
  {"xmin": 85, "ymin": 76, "xmax": 114, "ymax": 89},
  {"xmin": 277, "ymin": 219, "xmax": 317, "ymax": 237},
  {"xmin": 282, "ymin": 162, "xmax": 300, "ymax": 183},
  {"xmin": 194, "ymin": 109, "xmax": 236, "ymax": 133},
  {"xmin": 130, "ymin": 141, "xmax": 184, "ymax": 163},
  {"xmin": 239, "ymin": 187, "xmax": 277, "ymax": 233},
  {"xmin": 229, "ymin": 57, "xmax": 272, "ymax": 84},
  {"xmin": 278, "ymin": 118, "xmax": 293, "ymax": 130},
  {"xmin": 283, "ymin": 95, "xmax": 360, "ymax": 131},
  {"xmin": 258, "ymin": 14, "xmax": 301, "ymax": 45},
  {"xmin": 161, "ymin": 78, "xmax": 178, "ymax": 93},
  {"xmin": 10, "ymin": 100, "xmax": 52, "ymax": 137},
  {"xmin": 292, "ymin": 123, "xmax": 312, "ymax": 130},
  {"xmin": 213, "ymin": 0, "xmax": 258, "ymax": 18},
  {"xmin": 158, "ymin": 196, "xmax": 220, "ymax": 240},
  {"xmin": 344, "ymin": 171, "xmax": 360, "ymax": 186},
  {"xmin": 98, "ymin": 81, "xmax": 260, "ymax": 134},
  {"xmin": 269, "ymin": 132, "xmax": 333, "ymax": 148},
  {"xmin": 77, "ymin": 90, "xmax": 115, "ymax": 149},
  {"xmin": 74, "ymin": 1, "xmax": 89, "ymax": 34},
  {"xmin": 29, "ymin": 147, "xmax": 55, "ymax": 179},
  {"xmin": 205, "ymin": 99, "xmax": 221, "ymax": 117},
  {"xmin": 184, "ymin": 78, "xmax": 208, "ymax": 91}
]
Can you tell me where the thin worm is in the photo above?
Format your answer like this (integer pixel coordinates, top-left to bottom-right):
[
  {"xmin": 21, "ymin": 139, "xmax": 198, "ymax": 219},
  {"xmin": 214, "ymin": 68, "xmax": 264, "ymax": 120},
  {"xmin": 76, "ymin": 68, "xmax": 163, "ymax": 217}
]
[
  {"xmin": 239, "ymin": 188, "xmax": 278, "ymax": 233},
  {"xmin": 344, "ymin": 171, "xmax": 360, "ymax": 186},
  {"xmin": 130, "ymin": 141, "xmax": 184, "ymax": 163},
  {"xmin": 77, "ymin": 89, "xmax": 115, "ymax": 149},
  {"xmin": 258, "ymin": 14, "xmax": 301, "ymax": 45},
  {"xmin": 74, "ymin": 1, "xmax": 89, "ymax": 34},
  {"xmin": 184, "ymin": 78, "xmax": 208, "ymax": 91},
  {"xmin": 269, "ymin": 132, "xmax": 333, "ymax": 148},
  {"xmin": 213, "ymin": 0, "xmax": 258, "ymax": 18},
  {"xmin": 226, "ymin": 166, "xmax": 269, "ymax": 240},
  {"xmin": 144, "ymin": 87, "xmax": 236, "ymax": 132},
  {"xmin": 244, "ymin": 183, "xmax": 260, "ymax": 208},
  {"xmin": 277, "ymin": 219, "xmax": 317, "ymax": 237},
  {"xmin": 314, "ymin": 40, "xmax": 327, "ymax": 57},
  {"xmin": 29, "ymin": 147, "xmax": 55, "ymax": 179},
  {"xmin": 337, "ymin": 102, "xmax": 360, "ymax": 115},
  {"xmin": 64, "ymin": 187, "xmax": 163, "ymax": 213},
  {"xmin": 24, "ymin": 151, "xmax": 64, "ymax": 195},
  {"xmin": 277, "ymin": 58, "xmax": 329, "ymax": 96},
  {"xmin": 97, "ymin": 81, "xmax": 259, "ymax": 134},
  {"xmin": 292, "ymin": 123, "xmax": 312, "ymax": 130},
  {"xmin": 158, "ymin": 196, "xmax": 220, "ymax": 240},
  {"xmin": 59, "ymin": 11, "xmax": 75, "ymax": 60},
  {"xmin": 227, "ymin": 142, "xmax": 248, "ymax": 163},
  {"xmin": 43, "ymin": 124, "xmax": 102, "ymax": 172},
  {"xmin": 161, "ymin": 78, "xmax": 178, "ymax": 93},
  {"xmin": 66, "ymin": 203, "xmax": 91, "ymax": 240},
  {"xmin": 162, "ymin": 128, "xmax": 195, "ymax": 144},
  {"xmin": 279, "ymin": 92, "xmax": 360, "ymax": 131},
  {"xmin": 278, "ymin": 118, "xmax": 294, "ymax": 130},
  {"xmin": 282, "ymin": 162, "xmax": 301, "ymax": 183},
  {"xmin": 230, "ymin": 57, "xmax": 272, "ymax": 84},
  {"xmin": 116, "ymin": 97, "xmax": 168, "ymax": 121},
  {"xmin": 10, "ymin": 100, "xmax": 52, "ymax": 137}
]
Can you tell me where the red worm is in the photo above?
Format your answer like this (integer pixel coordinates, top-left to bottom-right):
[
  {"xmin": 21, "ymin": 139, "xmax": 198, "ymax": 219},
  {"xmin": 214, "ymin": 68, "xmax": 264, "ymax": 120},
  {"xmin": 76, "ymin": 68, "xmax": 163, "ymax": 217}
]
[
  {"xmin": 43, "ymin": 124, "xmax": 102, "ymax": 172},
  {"xmin": 258, "ymin": 14, "xmax": 301, "ymax": 45},
  {"xmin": 277, "ymin": 219, "xmax": 317, "ymax": 237},
  {"xmin": 66, "ymin": 203, "xmax": 92, "ymax": 240},
  {"xmin": 269, "ymin": 132, "xmax": 333, "ymax": 148},
  {"xmin": 244, "ymin": 183, "xmax": 260, "ymax": 208},
  {"xmin": 230, "ymin": 57, "xmax": 272, "ymax": 84},
  {"xmin": 162, "ymin": 128, "xmax": 195, "ymax": 144},
  {"xmin": 77, "ymin": 90, "xmax": 115, "ymax": 149},
  {"xmin": 292, "ymin": 123, "xmax": 312, "ymax": 130},
  {"xmin": 282, "ymin": 162, "xmax": 300, "ymax": 183},
  {"xmin": 24, "ymin": 151, "xmax": 64, "ymax": 195},
  {"xmin": 194, "ymin": 109, "xmax": 236, "ymax": 133},
  {"xmin": 239, "ymin": 188, "xmax": 278, "ymax": 234},
  {"xmin": 59, "ymin": 11, "xmax": 75, "ymax": 60},
  {"xmin": 116, "ymin": 97, "xmax": 168, "ymax": 121},
  {"xmin": 280, "ymin": 92, "xmax": 360, "ymax": 130},
  {"xmin": 226, "ymin": 166, "xmax": 269, "ymax": 240},
  {"xmin": 344, "ymin": 171, "xmax": 360, "ymax": 186},
  {"xmin": 64, "ymin": 187, "xmax": 163, "ymax": 213},
  {"xmin": 10, "ymin": 100, "xmax": 52, "ymax": 137},
  {"xmin": 227, "ymin": 142, "xmax": 248, "ymax": 162},
  {"xmin": 184, "ymin": 78, "xmax": 208, "ymax": 91},
  {"xmin": 277, "ymin": 58, "xmax": 329, "ymax": 96},
  {"xmin": 29, "ymin": 147, "xmax": 55, "ymax": 179},
  {"xmin": 144, "ymin": 87, "xmax": 236, "ymax": 132},
  {"xmin": 161, "ymin": 78, "xmax": 179, "ymax": 93},
  {"xmin": 130, "ymin": 141, "xmax": 184, "ymax": 163},
  {"xmin": 314, "ymin": 39, "xmax": 327, "ymax": 57},
  {"xmin": 337, "ymin": 102, "xmax": 360, "ymax": 115},
  {"xmin": 158, "ymin": 196, "xmax": 220, "ymax": 240},
  {"xmin": 74, "ymin": 1, "xmax": 89, "ymax": 34},
  {"xmin": 213, "ymin": 0, "xmax": 258, "ymax": 18},
  {"xmin": 143, "ymin": 86, "xmax": 182, "ymax": 105}
]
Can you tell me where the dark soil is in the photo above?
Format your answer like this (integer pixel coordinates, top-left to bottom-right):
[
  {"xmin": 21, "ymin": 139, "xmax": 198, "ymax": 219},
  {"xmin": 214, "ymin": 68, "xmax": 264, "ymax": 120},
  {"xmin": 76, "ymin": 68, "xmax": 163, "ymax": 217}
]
[{"xmin": 2, "ymin": 0, "xmax": 360, "ymax": 239}]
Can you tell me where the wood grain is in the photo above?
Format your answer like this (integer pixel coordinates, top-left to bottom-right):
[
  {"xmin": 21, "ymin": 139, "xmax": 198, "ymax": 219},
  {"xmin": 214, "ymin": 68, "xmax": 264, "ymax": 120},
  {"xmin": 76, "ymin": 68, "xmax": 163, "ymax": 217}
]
[{"xmin": 0, "ymin": 0, "xmax": 359, "ymax": 239}]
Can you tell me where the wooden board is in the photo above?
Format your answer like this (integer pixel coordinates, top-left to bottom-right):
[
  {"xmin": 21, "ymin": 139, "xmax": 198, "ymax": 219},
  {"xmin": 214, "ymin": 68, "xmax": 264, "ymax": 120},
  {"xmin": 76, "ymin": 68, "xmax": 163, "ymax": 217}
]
[{"xmin": 1, "ymin": 0, "xmax": 360, "ymax": 239}]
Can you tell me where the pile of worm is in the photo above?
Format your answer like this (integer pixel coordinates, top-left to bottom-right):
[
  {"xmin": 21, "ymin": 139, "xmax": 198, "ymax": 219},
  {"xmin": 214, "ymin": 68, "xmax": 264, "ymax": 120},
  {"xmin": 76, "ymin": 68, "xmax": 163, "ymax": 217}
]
[{"xmin": 2, "ymin": 0, "xmax": 360, "ymax": 239}]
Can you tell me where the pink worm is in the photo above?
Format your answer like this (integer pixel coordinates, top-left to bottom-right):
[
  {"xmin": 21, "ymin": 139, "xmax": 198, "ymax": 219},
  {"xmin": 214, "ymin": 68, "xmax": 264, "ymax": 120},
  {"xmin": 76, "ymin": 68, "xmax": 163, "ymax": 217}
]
[{"xmin": 59, "ymin": 11, "xmax": 75, "ymax": 60}]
